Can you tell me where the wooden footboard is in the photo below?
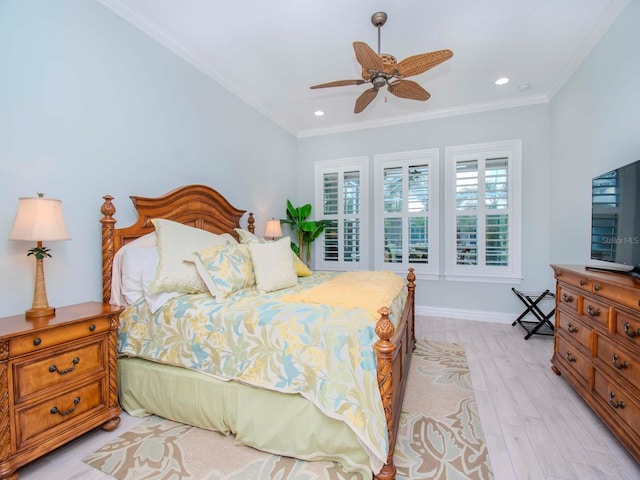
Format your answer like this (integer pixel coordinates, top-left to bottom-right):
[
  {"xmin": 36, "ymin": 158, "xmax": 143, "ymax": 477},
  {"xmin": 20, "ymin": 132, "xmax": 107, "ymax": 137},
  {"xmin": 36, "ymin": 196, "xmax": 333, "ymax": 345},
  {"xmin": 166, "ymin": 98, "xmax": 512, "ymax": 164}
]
[
  {"xmin": 374, "ymin": 268, "xmax": 416, "ymax": 480},
  {"xmin": 100, "ymin": 185, "xmax": 416, "ymax": 480}
]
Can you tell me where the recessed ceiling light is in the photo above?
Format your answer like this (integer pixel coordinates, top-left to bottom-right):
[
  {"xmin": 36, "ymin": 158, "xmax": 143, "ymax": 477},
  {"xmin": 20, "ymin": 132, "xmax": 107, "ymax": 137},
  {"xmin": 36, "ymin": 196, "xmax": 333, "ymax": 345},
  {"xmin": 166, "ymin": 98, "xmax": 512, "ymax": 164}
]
[
  {"xmin": 518, "ymin": 83, "xmax": 530, "ymax": 91},
  {"xmin": 314, "ymin": 110, "xmax": 325, "ymax": 117},
  {"xmin": 495, "ymin": 77, "xmax": 510, "ymax": 86}
]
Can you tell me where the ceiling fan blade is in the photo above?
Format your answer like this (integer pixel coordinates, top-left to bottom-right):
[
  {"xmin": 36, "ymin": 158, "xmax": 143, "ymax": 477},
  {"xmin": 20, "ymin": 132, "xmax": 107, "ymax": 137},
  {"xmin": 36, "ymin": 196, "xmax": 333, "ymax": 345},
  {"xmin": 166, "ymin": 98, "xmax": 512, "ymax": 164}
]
[
  {"xmin": 310, "ymin": 79, "xmax": 366, "ymax": 89},
  {"xmin": 354, "ymin": 87, "xmax": 379, "ymax": 113},
  {"xmin": 396, "ymin": 49, "xmax": 453, "ymax": 77},
  {"xmin": 353, "ymin": 41, "xmax": 384, "ymax": 73},
  {"xmin": 388, "ymin": 80, "xmax": 430, "ymax": 101}
]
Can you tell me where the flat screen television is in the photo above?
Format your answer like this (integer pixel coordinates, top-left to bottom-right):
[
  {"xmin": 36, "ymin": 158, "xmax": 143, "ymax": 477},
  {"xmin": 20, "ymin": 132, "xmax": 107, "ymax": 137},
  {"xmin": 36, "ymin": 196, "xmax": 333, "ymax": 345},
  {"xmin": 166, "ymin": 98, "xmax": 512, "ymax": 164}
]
[{"xmin": 590, "ymin": 158, "xmax": 640, "ymax": 278}]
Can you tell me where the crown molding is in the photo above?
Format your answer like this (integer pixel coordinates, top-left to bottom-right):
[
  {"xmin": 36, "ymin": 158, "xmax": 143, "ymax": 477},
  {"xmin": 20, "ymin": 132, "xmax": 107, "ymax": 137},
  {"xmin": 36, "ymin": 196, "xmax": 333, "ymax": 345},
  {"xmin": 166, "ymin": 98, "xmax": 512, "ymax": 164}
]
[{"xmin": 296, "ymin": 94, "xmax": 550, "ymax": 138}]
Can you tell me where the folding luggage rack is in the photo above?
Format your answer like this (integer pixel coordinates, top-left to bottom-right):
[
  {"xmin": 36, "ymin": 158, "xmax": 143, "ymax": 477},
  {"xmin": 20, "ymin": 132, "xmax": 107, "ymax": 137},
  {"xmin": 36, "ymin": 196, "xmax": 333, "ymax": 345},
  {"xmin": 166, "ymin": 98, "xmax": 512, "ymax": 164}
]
[{"xmin": 511, "ymin": 288, "xmax": 556, "ymax": 340}]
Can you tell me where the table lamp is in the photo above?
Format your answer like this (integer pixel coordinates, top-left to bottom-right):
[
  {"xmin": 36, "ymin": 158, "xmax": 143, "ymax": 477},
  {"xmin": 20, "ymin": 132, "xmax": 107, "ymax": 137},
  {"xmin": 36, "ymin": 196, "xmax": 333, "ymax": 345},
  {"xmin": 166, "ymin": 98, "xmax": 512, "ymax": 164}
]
[
  {"xmin": 264, "ymin": 218, "xmax": 282, "ymax": 241},
  {"xmin": 9, "ymin": 195, "xmax": 71, "ymax": 317}
]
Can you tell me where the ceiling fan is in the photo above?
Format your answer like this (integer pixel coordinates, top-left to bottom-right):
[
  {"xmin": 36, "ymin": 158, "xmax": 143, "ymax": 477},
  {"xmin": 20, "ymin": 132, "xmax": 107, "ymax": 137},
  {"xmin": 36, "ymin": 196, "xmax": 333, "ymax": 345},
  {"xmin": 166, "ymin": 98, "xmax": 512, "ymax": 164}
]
[{"xmin": 310, "ymin": 12, "xmax": 453, "ymax": 114}]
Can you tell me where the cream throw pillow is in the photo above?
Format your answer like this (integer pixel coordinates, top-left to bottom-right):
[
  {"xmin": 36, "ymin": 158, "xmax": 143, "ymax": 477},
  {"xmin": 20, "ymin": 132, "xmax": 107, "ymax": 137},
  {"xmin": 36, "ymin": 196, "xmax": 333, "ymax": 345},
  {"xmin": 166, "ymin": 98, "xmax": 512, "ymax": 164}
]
[
  {"xmin": 149, "ymin": 219, "xmax": 235, "ymax": 294},
  {"xmin": 248, "ymin": 236, "xmax": 298, "ymax": 293},
  {"xmin": 236, "ymin": 228, "xmax": 312, "ymax": 277}
]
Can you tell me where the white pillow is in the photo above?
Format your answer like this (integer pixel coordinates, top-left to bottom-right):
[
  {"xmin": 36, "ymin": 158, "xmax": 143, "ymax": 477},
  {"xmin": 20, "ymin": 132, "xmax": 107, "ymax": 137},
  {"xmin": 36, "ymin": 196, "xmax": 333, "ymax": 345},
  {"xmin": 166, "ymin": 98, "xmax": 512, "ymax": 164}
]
[
  {"xmin": 235, "ymin": 228, "xmax": 260, "ymax": 243},
  {"xmin": 248, "ymin": 236, "xmax": 297, "ymax": 293},
  {"xmin": 121, "ymin": 246, "xmax": 158, "ymax": 305},
  {"xmin": 110, "ymin": 232, "xmax": 157, "ymax": 306},
  {"xmin": 138, "ymin": 248, "xmax": 184, "ymax": 313},
  {"xmin": 149, "ymin": 219, "xmax": 235, "ymax": 294}
]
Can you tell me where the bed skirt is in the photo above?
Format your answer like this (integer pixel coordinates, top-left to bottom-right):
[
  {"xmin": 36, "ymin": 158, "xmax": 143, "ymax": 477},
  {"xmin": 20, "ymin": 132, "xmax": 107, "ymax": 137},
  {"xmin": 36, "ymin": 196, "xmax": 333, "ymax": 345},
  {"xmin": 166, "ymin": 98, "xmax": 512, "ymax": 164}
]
[{"xmin": 117, "ymin": 357, "xmax": 372, "ymax": 477}]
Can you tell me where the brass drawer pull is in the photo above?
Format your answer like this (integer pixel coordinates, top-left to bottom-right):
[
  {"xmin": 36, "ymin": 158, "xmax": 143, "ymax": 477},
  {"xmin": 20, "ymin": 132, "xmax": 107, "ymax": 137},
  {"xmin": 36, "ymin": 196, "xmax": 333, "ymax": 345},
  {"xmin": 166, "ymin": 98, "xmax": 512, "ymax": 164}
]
[
  {"xmin": 609, "ymin": 392, "xmax": 625, "ymax": 409},
  {"xmin": 567, "ymin": 323, "xmax": 578, "ymax": 333},
  {"xmin": 566, "ymin": 351, "xmax": 577, "ymax": 363},
  {"xmin": 50, "ymin": 397, "xmax": 81, "ymax": 416},
  {"xmin": 624, "ymin": 322, "xmax": 640, "ymax": 338},
  {"xmin": 562, "ymin": 293, "xmax": 574, "ymax": 303},
  {"xmin": 611, "ymin": 354, "xmax": 629, "ymax": 370},
  {"xmin": 49, "ymin": 357, "xmax": 80, "ymax": 375},
  {"xmin": 586, "ymin": 305, "xmax": 601, "ymax": 317}
]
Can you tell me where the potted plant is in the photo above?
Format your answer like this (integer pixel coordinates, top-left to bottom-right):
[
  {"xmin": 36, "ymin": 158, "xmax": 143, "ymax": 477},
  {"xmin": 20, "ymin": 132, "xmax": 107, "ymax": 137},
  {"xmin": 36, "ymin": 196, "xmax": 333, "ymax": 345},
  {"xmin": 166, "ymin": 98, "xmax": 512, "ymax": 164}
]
[{"xmin": 282, "ymin": 200, "xmax": 331, "ymax": 265}]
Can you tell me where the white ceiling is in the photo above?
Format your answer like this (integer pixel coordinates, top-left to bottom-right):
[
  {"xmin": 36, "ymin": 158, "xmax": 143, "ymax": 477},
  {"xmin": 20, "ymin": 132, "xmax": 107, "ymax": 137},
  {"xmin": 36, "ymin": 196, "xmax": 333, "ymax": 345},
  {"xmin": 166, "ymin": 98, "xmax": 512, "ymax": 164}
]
[{"xmin": 96, "ymin": 0, "xmax": 629, "ymax": 137}]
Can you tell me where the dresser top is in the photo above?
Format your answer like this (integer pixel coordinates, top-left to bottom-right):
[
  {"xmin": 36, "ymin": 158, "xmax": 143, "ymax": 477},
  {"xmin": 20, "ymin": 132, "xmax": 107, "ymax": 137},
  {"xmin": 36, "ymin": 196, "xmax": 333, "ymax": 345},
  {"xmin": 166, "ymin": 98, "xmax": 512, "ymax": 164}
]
[
  {"xmin": 552, "ymin": 264, "xmax": 640, "ymax": 289},
  {"xmin": 0, "ymin": 302, "xmax": 123, "ymax": 339}
]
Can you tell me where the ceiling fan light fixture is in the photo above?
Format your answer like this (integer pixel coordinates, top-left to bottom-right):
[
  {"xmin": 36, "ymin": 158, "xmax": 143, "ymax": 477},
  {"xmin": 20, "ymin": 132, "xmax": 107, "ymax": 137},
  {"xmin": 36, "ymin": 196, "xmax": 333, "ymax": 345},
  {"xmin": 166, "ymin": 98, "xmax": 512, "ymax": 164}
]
[
  {"xmin": 309, "ymin": 11, "xmax": 453, "ymax": 114},
  {"xmin": 372, "ymin": 76, "xmax": 387, "ymax": 88}
]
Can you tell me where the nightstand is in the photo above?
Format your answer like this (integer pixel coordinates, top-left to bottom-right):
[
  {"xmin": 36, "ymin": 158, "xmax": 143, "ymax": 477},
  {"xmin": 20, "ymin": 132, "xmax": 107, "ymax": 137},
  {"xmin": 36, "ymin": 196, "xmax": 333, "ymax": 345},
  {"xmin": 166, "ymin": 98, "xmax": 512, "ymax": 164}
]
[{"xmin": 0, "ymin": 302, "xmax": 123, "ymax": 479}]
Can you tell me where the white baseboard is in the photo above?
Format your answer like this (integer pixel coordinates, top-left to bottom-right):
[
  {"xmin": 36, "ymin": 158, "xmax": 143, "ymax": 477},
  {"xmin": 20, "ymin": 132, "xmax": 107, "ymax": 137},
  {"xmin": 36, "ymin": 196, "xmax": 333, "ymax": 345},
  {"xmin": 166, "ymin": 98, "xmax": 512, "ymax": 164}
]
[{"xmin": 415, "ymin": 304, "xmax": 516, "ymax": 324}]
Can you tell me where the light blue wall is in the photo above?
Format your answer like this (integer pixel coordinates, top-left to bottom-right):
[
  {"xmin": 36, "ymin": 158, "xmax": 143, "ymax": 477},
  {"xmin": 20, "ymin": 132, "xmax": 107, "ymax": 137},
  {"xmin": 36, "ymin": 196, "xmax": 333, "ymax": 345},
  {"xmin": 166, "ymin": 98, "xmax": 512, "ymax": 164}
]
[
  {"xmin": 0, "ymin": 1, "xmax": 297, "ymax": 317},
  {"xmin": 550, "ymin": 0, "xmax": 640, "ymax": 265},
  {"xmin": 297, "ymin": 105, "xmax": 553, "ymax": 317}
]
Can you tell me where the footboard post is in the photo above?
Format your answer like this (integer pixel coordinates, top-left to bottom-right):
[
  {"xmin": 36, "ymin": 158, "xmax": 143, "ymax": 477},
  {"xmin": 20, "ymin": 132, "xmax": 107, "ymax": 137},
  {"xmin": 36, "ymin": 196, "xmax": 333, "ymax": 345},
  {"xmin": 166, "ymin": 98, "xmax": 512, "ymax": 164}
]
[
  {"xmin": 100, "ymin": 195, "xmax": 117, "ymax": 304},
  {"xmin": 374, "ymin": 306, "xmax": 396, "ymax": 480},
  {"xmin": 407, "ymin": 268, "xmax": 416, "ymax": 348}
]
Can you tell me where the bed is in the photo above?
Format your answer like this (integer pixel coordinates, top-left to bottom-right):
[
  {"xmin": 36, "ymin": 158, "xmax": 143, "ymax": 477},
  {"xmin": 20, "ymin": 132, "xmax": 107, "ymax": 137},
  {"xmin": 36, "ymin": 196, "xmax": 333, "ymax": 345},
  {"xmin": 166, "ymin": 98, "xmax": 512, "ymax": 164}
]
[{"xmin": 99, "ymin": 184, "xmax": 416, "ymax": 480}]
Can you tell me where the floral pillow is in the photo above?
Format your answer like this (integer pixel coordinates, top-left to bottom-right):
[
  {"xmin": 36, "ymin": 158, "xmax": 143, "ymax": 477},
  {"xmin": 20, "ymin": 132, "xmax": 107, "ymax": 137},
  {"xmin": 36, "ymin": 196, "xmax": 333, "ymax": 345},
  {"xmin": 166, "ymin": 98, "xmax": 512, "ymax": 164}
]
[{"xmin": 191, "ymin": 244, "xmax": 255, "ymax": 302}]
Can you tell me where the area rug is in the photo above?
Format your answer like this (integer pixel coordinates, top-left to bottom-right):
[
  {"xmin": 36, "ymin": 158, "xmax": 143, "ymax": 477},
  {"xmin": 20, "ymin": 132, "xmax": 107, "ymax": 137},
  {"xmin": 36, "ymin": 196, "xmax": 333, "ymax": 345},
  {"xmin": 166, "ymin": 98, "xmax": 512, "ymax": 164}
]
[{"xmin": 83, "ymin": 340, "xmax": 493, "ymax": 479}]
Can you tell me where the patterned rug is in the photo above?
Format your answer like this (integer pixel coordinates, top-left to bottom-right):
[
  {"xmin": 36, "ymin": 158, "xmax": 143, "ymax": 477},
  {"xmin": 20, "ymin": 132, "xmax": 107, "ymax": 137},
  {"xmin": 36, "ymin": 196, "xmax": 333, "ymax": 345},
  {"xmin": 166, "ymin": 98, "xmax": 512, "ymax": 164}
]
[{"xmin": 84, "ymin": 340, "xmax": 493, "ymax": 479}]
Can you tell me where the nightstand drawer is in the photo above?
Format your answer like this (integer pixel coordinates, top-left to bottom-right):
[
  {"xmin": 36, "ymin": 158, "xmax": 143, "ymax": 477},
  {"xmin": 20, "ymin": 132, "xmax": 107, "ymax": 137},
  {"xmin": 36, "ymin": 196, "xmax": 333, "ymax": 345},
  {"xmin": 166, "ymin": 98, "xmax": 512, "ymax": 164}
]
[
  {"xmin": 16, "ymin": 378, "xmax": 105, "ymax": 449},
  {"xmin": 13, "ymin": 338, "xmax": 105, "ymax": 403},
  {"xmin": 10, "ymin": 318, "xmax": 108, "ymax": 357}
]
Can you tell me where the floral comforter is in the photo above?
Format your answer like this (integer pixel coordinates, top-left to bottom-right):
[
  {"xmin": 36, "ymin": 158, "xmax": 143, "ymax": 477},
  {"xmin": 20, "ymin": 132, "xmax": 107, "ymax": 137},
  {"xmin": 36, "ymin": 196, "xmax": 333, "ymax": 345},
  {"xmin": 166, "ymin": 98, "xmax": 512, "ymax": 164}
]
[{"xmin": 117, "ymin": 271, "xmax": 407, "ymax": 471}]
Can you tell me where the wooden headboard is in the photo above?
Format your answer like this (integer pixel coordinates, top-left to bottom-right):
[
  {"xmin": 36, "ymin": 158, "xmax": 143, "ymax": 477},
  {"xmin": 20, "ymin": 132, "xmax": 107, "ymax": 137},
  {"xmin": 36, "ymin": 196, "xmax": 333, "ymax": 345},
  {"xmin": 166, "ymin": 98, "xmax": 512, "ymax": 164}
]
[{"xmin": 99, "ymin": 184, "xmax": 254, "ymax": 304}]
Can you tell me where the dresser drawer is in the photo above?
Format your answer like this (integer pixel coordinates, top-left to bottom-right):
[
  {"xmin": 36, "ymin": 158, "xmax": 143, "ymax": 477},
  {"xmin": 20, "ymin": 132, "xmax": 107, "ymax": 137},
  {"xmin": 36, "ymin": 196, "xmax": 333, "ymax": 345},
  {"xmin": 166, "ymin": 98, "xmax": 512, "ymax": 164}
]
[
  {"xmin": 593, "ymin": 369, "xmax": 640, "ymax": 437},
  {"xmin": 557, "ymin": 269, "xmax": 591, "ymax": 290},
  {"xmin": 12, "ymin": 337, "xmax": 105, "ymax": 403},
  {"xmin": 558, "ymin": 285, "xmax": 581, "ymax": 314},
  {"xmin": 580, "ymin": 295, "xmax": 610, "ymax": 328},
  {"xmin": 614, "ymin": 309, "xmax": 640, "ymax": 349},
  {"xmin": 10, "ymin": 318, "xmax": 108, "ymax": 357},
  {"xmin": 591, "ymin": 281, "xmax": 640, "ymax": 314},
  {"xmin": 596, "ymin": 335, "xmax": 640, "ymax": 387},
  {"xmin": 556, "ymin": 334, "xmax": 591, "ymax": 384},
  {"xmin": 15, "ymin": 378, "xmax": 105, "ymax": 449},
  {"xmin": 557, "ymin": 310, "xmax": 591, "ymax": 350}
]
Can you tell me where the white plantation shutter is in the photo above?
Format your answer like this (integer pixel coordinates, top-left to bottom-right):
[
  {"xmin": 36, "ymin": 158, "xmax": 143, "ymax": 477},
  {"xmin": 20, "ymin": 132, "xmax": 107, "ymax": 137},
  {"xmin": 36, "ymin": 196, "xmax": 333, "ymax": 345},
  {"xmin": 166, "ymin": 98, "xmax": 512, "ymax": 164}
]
[
  {"xmin": 374, "ymin": 149, "xmax": 439, "ymax": 278},
  {"xmin": 445, "ymin": 140, "xmax": 522, "ymax": 283},
  {"xmin": 315, "ymin": 157, "xmax": 369, "ymax": 270}
]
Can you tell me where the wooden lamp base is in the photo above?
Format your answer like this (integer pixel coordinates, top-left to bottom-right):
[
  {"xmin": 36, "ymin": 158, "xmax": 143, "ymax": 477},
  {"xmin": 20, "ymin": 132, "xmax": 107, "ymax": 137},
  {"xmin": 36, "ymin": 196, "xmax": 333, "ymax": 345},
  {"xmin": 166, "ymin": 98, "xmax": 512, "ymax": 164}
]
[{"xmin": 27, "ymin": 256, "xmax": 55, "ymax": 318}]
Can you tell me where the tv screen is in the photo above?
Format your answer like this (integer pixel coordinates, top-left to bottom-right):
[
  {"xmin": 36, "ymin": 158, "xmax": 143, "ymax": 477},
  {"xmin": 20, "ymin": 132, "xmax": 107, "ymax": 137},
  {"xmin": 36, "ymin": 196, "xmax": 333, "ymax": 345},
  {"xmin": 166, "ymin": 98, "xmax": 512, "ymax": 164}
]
[{"xmin": 591, "ymin": 159, "xmax": 640, "ymax": 274}]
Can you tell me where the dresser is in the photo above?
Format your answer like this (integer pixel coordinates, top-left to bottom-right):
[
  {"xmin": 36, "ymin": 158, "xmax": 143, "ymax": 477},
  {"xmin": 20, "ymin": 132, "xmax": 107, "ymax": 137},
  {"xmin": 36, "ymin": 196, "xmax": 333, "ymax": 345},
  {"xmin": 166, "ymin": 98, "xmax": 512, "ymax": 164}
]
[
  {"xmin": 551, "ymin": 265, "xmax": 640, "ymax": 463},
  {"xmin": 0, "ymin": 302, "xmax": 123, "ymax": 479}
]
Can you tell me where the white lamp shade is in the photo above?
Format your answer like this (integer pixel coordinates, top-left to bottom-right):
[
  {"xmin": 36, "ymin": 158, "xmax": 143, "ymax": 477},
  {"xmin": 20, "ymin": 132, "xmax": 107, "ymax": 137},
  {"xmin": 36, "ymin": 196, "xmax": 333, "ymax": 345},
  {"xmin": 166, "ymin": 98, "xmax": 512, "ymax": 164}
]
[
  {"xmin": 9, "ymin": 197, "xmax": 71, "ymax": 241},
  {"xmin": 264, "ymin": 219, "xmax": 282, "ymax": 239}
]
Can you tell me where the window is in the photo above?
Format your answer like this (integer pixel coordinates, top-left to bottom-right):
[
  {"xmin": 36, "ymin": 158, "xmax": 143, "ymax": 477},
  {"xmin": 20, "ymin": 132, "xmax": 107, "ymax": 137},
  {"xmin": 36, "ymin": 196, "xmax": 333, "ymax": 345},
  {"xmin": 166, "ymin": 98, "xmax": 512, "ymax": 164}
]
[
  {"xmin": 314, "ymin": 157, "xmax": 369, "ymax": 270},
  {"xmin": 374, "ymin": 149, "xmax": 439, "ymax": 278},
  {"xmin": 444, "ymin": 140, "xmax": 522, "ymax": 283}
]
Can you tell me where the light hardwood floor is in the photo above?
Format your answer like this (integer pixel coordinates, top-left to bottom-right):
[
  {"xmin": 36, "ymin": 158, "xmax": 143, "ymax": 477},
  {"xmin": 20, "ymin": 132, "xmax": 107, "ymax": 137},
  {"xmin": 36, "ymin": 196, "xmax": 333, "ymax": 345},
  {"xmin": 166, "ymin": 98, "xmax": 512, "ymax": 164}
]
[{"xmin": 15, "ymin": 316, "xmax": 640, "ymax": 479}]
